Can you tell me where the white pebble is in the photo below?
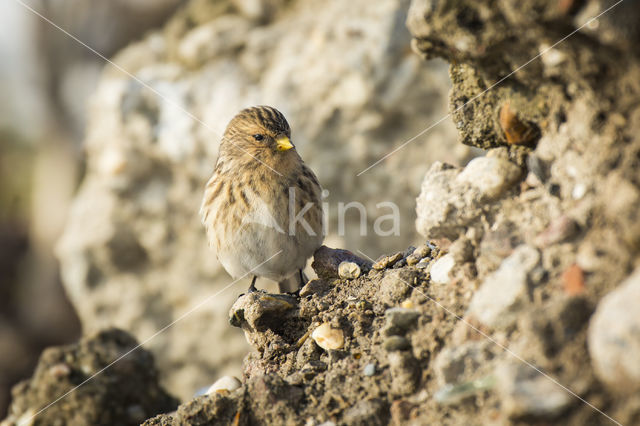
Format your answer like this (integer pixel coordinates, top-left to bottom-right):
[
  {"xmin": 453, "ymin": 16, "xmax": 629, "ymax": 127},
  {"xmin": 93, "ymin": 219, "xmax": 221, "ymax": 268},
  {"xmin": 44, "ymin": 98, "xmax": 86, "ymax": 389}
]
[
  {"xmin": 311, "ymin": 323, "xmax": 344, "ymax": 351},
  {"xmin": 430, "ymin": 254, "xmax": 455, "ymax": 284},
  {"xmin": 206, "ymin": 375, "xmax": 241, "ymax": 395},
  {"xmin": 338, "ymin": 261, "xmax": 361, "ymax": 279}
]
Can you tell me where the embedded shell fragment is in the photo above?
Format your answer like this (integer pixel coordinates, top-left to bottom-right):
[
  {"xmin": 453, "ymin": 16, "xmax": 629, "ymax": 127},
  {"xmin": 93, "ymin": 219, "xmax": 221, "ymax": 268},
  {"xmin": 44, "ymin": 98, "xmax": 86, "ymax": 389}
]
[{"xmin": 311, "ymin": 323, "xmax": 344, "ymax": 351}]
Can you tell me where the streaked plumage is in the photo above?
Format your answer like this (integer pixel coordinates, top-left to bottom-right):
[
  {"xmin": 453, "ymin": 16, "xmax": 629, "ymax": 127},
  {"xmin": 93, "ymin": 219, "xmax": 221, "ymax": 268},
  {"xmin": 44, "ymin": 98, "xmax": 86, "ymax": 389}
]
[{"xmin": 200, "ymin": 106, "xmax": 323, "ymax": 292}]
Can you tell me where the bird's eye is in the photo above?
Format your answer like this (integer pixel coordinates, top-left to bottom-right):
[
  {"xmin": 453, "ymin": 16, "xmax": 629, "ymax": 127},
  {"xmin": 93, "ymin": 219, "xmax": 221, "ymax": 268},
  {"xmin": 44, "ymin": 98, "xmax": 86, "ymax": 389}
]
[{"xmin": 252, "ymin": 134, "xmax": 264, "ymax": 141}]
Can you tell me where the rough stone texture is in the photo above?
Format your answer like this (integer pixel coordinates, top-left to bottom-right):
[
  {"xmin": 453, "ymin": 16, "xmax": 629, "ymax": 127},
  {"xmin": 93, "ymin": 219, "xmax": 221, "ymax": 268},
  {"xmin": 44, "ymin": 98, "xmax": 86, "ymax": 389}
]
[
  {"xmin": 2, "ymin": 329, "xmax": 177, "ymax": 426},
  {"xmin": 467, "ymin": 245, "xmax": 540, "ymax": 329},
  {"xmin": 35, "ymin": 0, "xmax": 640, "ymax": 424},
  {"xmin": 495, "ymin": 361, "xmax": 572, "ymax": 418},
  {"xmin": 588, "ymin": 267, "xmax": 640, "ymax": 391},
  {"xmin": 144, "ymin": 244, "xmax": 474, "ymax": 425},
  {"xmin": 415, "ymin": 151, "xmax": 522, "ymax": 240},
  {"xmin": 55, "ymin": 0, "xmax": 459, "ymax": 402}
]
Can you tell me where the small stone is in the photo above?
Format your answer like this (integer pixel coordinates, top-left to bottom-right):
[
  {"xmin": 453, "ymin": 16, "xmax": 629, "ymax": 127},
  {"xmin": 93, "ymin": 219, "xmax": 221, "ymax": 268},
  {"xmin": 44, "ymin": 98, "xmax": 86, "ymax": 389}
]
[
  {"xmin": 338, "ymin": 261, "xmax": 361, "ymax": 279},
  {"xmin": 312, "ymin": 246, "xmax": 371, "ymax": 279},
  {"xmin": 373, "ymin": 252, "xmax": 404, "ymax": 270},
  {"xmin": 363, "ymin": 363, "xmax": 376, "ymax": 376},
  {"xmin": 400, "ymin": 300, "xmax": 415, "ymax": 309},
  {"xmin": 405, "ymin": 255, "xmax": 420, "ymax": 265},
  {"xmin": 456, "ymin": 156, "xmax": 523, "ymax": 198},
  {"xmin": 311, "ymin": 323, "xmax": 344, "ymax": 351},
  {"xmin": 206, "ymin": 375, "xmax": 242, "ymax": 395},
  {"xmin": 299, "ymin": 279, "xmax": 330, "ymax": 298},
  {"xmin": 380, "ymin": 269, "xmax": 414, "ymax": 304},
  {"xmin": 412, "ymin": 244, "xmax": 431, "ymax": 259},
  {"xmin": 372, "ymin": 255, "xmax": 390, "ymax": 270},
  {"xmin": 467, "ymin": 245, "xmax": 540, "ymax": 329},
  {"xmin": 588, "ymin": 267, "xmax": 640, "ymax": 391},
  {"xmin": 430, "ymin": 254, "xmax": 455, "ymax": 284},
  {"xmin": 496, "ymin": 362, "xmax": 571, "ymax": 418},
  {"xmin": 384, "ymin": 307, "xmax": 420, "ymax": 336},
  {"xmin": 497, "ymin": 103, "xmax": 538, "ymax": 146},
  {"xmin": 434, "ymin": 342, "xmax": 493, "ymax": 385},
  {"xmin": 562, "ymin": 264, "xmax": 585, "ymax": 296},
  {"xmin": 48, "ymin": 363, "xmax": 71, "ymax": 378},
  {"xmin": 383, "ymin": 336, "xmax": 411, "ymax": 352}
]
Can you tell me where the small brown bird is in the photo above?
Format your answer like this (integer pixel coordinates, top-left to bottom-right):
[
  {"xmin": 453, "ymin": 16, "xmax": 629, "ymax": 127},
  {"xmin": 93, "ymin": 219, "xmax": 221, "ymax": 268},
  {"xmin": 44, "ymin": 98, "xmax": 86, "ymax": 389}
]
[{"xmin": 200, "ymin": 106, "xmax": 324, "ymax": 293}]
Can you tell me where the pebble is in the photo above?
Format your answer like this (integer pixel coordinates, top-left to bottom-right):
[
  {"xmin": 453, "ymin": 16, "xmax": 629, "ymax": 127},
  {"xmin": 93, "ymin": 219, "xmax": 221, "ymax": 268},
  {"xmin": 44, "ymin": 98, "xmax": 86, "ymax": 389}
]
[
  {"xmin": 588, "ymin": 267, "xmax": 640, "ymax": 390},
  {"xmin": 380, "ymin": 270, "xmax": 414, "ymax": 304},
  {"xmin": 373, "ymin": 252, "xmax": 404, "ymax": 270},
  {"xmin": 384, "ymin": 307, "xmax": 420, "ymax": 336},
  {"xmin": 363, "ymin": 363, "xmax": 376, "ymax": 376},
  {"xmin": 456, "ymin": 156, "xmax": 522, "ymax": 199},
  {"xmin": 383, "ymin": 336, "xmax": 411, "ymax": 352},
  {"xmin": 206, "ymin": 375, "xmax": 242, "ymax": 395},
  {"xmin": 496, "ymin": 362, "xmax": 571, "ymax": 417},
  {"xmin": 299, "ymin": 279, "xmax": 330, "ymax": 298},
  {"xmin": 562, "ymin": 264, "xmax": 585, "ymax": 296},
  {"xmin": 467, "ymin": 245, "xmax": 540, "ymax": 329},
  {"xmin": 430, "ymin": 254, "xmax": 455, "ymax": 284},
  {"xmin": 338, "ymin": 261, "xmax": 361, "ymax": 279},
  {"xmin": 48, "ymin": 363, "xmax": 71, "ymax": 378},
  {"xmin": 434, "ymin": 341, "xmax": 492, "ymax": 385},
  {"xmin": 311, "ymin": 323, "xmax": 345, "ymax": 351}
]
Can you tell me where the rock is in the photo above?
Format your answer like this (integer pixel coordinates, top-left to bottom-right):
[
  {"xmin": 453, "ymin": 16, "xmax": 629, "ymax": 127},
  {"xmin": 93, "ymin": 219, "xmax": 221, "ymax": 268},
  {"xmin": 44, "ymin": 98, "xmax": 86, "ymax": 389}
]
[
  {"xmin": 456, "ymin": 157, "xmax": 522, "ymax": 199},
  {"xmin": 338, "ymin": 262, "xmax": 361, "ymax": 280},
  {"xmin": 372, "ymin": 252, "xmax": 404, "ymax": 270},
  {"xmin": 383, "ymin": 307, "xmax": 420, "ymax": 336},
  {"xmin": 562, "ymin": 264, "xmax": 585, "ymax": 296},
  {"xmin": 388, "ymin": 352, "xmax": 420, "ymax": 395},
  {"xmin": 467, "ymin": 245, "xmax": 540, "ymax": 329},
  {"xmin": 56, "ymin": 0, "xmax": 456, "ymax": 401},
  {"xmin": 430, "ymin": 254, "xmax": 455, "ymax": 284},
  {"xmin": 379, "ymin": 269, "xmax": 415, "ymax": 304},
  {"xmin": 229, "ymin": 292, "xmax": 299, "ymax": 350},
  {"xmin": 433, "ymin": 342, "xmax": 493, "ymax": 386},
  {"xmin": 206, "ymin": 376, "xmax": 242, "ymax": 395},
  {"xmin": 363, "ymin": 363, "xmax": 376, "ymax": 377},
  {"xmin": 311, "ymin": 323, "xmax": 344, "ymax": 351},
  {"xmin": 495, "ymin": 361, "xmax": 572, "ymax": 418},
  {"xmin": 299, "ymin": 279, "xmax": 330, "ymax": 298},
  {"xmin": 416, "ymin": 157, "xmax": 521, "ymax": 240},
  {"xmin": 312, "ymin": 246, "xmax": 371, "ymax": 280},
  {"xmin": 588, "ymin": 268, "xmax": 640, "ymax": 391},
  {"xmin": 3, "ymin": 329, "xmax": 178, "ymax": 426}
]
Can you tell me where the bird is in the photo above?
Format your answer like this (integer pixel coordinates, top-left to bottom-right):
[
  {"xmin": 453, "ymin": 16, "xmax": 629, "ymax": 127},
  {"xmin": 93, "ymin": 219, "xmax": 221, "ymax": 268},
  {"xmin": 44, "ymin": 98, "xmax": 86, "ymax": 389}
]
[{"xmin": 200, "ymin": 106, "xmax": 324, "ymax": 293}]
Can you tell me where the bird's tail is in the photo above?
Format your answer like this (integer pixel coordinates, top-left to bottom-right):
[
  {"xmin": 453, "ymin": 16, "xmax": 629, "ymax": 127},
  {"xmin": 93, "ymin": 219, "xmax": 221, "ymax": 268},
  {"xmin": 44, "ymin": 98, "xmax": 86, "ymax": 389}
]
[{"xmin": 278, "ymin": 271, "xmax": 308, "ymax": 293}]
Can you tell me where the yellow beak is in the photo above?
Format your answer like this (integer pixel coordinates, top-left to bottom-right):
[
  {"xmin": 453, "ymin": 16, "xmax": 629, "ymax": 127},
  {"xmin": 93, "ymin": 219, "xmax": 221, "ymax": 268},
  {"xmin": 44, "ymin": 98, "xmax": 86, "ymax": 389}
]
[{"xmin": 276, "ymin": 136, "xmax": 294, "ymax": 151}]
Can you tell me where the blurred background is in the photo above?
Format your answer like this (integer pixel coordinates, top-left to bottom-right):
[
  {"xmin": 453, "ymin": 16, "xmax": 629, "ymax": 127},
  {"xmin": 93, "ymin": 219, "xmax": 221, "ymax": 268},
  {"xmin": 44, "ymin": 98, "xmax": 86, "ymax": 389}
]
[{"xmin": 0, "ymin": 0, "xmax": 468, "ymax": 412}]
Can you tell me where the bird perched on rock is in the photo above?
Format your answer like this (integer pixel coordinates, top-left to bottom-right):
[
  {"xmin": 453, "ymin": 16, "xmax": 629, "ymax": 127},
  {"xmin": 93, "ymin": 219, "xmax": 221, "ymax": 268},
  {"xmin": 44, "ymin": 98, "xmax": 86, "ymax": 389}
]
[{"xmin": 200, "ymin": 106, "xmax": 324, "ymax": 293}]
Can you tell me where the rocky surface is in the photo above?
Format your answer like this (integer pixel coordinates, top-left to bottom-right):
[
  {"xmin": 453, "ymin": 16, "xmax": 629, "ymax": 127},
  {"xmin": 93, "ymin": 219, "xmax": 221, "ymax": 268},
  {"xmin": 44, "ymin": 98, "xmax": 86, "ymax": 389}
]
[
  {"xmin": 142, "ymin": 0, "xmax": 640, "ymax": 424},
  {"xmin": 17, "ymin": 0, "xmax": 639, "ymax": 424},
  {"xmin": 2, "ymin": 329, "xmax": 177, "ymax": 426},
  {"xmin": 55, "ymin": 0, "xmax": 460, "ymax": 402}
]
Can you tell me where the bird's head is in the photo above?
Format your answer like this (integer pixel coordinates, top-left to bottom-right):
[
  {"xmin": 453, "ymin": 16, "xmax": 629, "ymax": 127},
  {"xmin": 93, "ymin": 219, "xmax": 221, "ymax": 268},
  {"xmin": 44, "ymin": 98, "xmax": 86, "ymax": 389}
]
[{"xmin": 221, "ymin": 106, "xmax": 297, "ymax": 162}]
